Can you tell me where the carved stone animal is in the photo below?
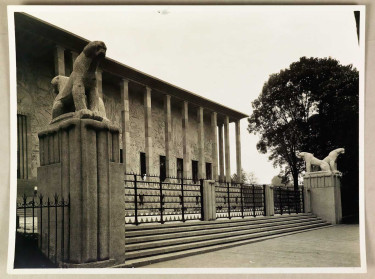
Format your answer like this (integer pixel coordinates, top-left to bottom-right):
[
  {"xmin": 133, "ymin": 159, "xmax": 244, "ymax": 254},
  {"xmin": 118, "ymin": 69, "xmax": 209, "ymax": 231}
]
[
  {"xmin": 323, "ymin": 148, "xmax": 345, "ymax": 172},
  {"xmin": 51, "ymin": 75, "xmax": 69, "ymax": 95},
  {"xmin": 51, "ymin": 41, "xmax": 107, "ymax": 121},
  {"xmin": 296, "ymin": 152, "xmax": 331, "ymax": 173}
]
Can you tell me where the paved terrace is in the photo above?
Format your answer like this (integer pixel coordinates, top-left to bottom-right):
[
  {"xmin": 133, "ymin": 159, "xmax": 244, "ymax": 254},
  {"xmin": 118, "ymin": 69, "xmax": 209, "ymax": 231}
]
[{"xmin": 143, "ymin": 225, "xmax": 360, "ymax": 268}]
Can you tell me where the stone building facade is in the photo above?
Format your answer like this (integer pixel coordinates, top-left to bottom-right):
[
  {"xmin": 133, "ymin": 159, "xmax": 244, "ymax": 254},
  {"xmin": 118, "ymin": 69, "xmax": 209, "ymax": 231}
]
[{"xmin": 15, "ymin": 13, "xmax": 247, "ymax": 193}]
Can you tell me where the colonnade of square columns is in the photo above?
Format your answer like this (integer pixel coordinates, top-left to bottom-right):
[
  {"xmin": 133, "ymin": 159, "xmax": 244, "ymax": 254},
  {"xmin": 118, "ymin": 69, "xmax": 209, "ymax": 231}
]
[
  {"xmin": 120, "ymin": 79, "xmax": 242, "ymax": 182},
  {"xmin": 53, "ymin": 45, "xmax": 242, "ymax": 183}
]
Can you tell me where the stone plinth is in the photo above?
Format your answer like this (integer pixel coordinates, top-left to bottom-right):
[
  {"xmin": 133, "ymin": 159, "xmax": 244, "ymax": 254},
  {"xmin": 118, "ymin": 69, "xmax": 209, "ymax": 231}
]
[
  {"xmin": 37, "ymin": 117, "xmax": 124, "ymax": 266},
  {"xmin": 264, "ymin": 185, "xmax": 275, "ymax": 216},
  {"xmin": 303, "ymin": 171, "xmax": 342, "ymax": 224},
  {"xmin": 202, "ymin": 180, "xmax": 216, "ymax": 221}
]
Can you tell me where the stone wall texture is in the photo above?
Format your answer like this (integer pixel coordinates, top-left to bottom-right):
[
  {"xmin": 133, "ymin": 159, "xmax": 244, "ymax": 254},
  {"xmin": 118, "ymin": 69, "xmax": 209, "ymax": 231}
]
[{"xmin": 17, "ymin": 54, "xmax": 55, "ymax": 180}]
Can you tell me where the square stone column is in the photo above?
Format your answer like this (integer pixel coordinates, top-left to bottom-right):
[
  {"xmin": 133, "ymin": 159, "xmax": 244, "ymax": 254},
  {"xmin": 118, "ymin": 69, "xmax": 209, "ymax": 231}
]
[
  {"xmin": 37, "ymin": 117, "xmax": 124, "ymax": 267},
  {"xmin": 198, "ymin": 107, "xmax": 205, "ymax": 179},
  {"xmin": 235, "ymin": 120, "xmax": 242, "ymax": 182},
  {"xmin": 54, "ymin": 45, "xmax": 65, "ymax": 76},
  {"xmin": 303, "ymin": 171, "xmax": 342, "ymax": 224},
  {"xmin": 202, "ymin": 180, "xmax": 217, "ymax": 221},
  {"xmin": 224, "ymin": 116, "xmax": 231, "ymax": 182},
  {"xmin": 71, "ymin": 51, "xmax": 79, "ymax": 64},
  {"xmin": 164, "ymin": 95, "xmax": 173, "ymax": 178},
  {"xmin": 144, "ymin": 87, "xmax": 153, "ymax": 175},
  {"xmin": 182, "ymin": 101, "xmax": 191, "ymax": 178},
  {"xmin": 96, "ymin": 67, "xmax": 103, "ymax": 99},
  {"xmin": 218, "ymin": 124, "xmax": 224, "ymax": 182},
  {"xmin": 121, "ymin": 79, "xmax": 131, "ymax": 175},
  {"xmin": 264, "ymin": 185, "xmax": 275, "ymax": 216},
  {"xmin": 211, "ymin": 112, "xmax": 218, "ymax": 181}
]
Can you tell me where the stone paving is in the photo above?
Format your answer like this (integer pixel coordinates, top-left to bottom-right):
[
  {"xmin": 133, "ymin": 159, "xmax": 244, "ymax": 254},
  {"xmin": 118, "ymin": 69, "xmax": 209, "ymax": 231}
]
[{"xmin": 143, "ymin": 224, "xmax": 360, "ymax": 268}]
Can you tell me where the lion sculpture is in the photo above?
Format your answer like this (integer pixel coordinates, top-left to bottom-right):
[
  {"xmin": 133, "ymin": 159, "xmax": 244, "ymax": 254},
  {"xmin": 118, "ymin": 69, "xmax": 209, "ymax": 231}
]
[
  {"xmin": 323, "ymin": 148, "xmax": 345, "ymax": 172},
  {"xmin": 51, "ymin": 41, "xmax": 107, "ymax": 121},
  {"xmin": 297, "ymin": 148, "xmax": 345, "ymax": 173},
  {"xmin": 296, "ymin": 152, "xmax": 331, "ymax": 173}
]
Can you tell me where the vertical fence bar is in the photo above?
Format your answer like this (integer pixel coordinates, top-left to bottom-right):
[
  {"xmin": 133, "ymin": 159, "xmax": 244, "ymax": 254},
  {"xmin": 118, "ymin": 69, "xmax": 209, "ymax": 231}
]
[
  {"xmin": 159, "ymin": 177, "xmax": 164, "ymax": 224},
  {"xmin": 279, "ymin": 187, "xmax": 283, "ymax": 215},
  {"xmin": 252, "ymin": 184, "xmax": 256, "ymax": 217},
  {"xmin": 227, "ymin": 182, "xmax": 231, "ymax": 219},
  {"xmin": 287, "ymin": 189, "xmax": 291, "ymax": 214},
  {"xmin": 133, "ymin": 174, "xmax": 138, "ymax": 226},
  {"xmin": 32, "ymin": 196, "xmax": 35, "ymax": 234},
  {"xmin": 263, "ymin": 185, "xmax": 266, "ymax": 216},
  {"xmin": 40, "ymin": 195, "xmax": 43, "ymax": 249},
  {"xmin": 54, "ymin": 195, "xmax": 58, "ymax": 264},
  {"xmin": 68, "ymin": 193, "xmax": 70, "ymax": 262},
  {"xmin": 47, "ymin": 197, "xmax": 50, "ymax": 259},
  {"xmin": 200, "ymin": 179, "xmax": 204, "ymax": 221},
  {"xmin": 61, "ymin": 197, "xmax": 65, "ymax": 264},
  {"xmin": 295, "ymin": 189, "xmax": 298, "ymax": 214},
  {"xmin": 23, "ymin": 194, "xmax": 26, "ymax": 234},
  {"xmin": 181, "ymin": 178, "xmax": 185, "ymax": 222},
  {"xmin": 240, "ymin": 183, "xmax": 244, "ymax": 218}
]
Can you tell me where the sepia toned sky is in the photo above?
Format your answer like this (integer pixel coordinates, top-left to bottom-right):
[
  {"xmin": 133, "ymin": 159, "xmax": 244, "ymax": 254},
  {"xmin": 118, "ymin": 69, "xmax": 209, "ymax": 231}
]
[{"xmin": 20, "ymin": 5, "xmax": 361, "ymax": 183}]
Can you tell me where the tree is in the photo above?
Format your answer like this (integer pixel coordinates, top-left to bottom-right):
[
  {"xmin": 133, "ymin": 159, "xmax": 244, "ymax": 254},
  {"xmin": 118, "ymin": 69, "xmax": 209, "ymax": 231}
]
[
  {"xmin": 248, "ymin": 57, "xmax": 359, "ymax": 200},
  {"xmin": 231, "ymin": 169, "xmax": 258, "ymax": 184},
  {"xmin": 271, "ymin": 175, "xmax": 292, "ymax": 187}
]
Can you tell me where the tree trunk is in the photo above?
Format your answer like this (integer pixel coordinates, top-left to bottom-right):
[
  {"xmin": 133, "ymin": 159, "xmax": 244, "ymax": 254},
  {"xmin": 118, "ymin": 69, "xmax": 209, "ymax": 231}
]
[{"xmin": 292, "ymin": 171, "xmax": 299, "ymax": 192}]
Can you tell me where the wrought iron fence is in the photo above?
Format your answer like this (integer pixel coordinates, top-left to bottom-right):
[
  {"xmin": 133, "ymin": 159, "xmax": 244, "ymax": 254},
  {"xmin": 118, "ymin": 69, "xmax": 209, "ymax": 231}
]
[
  {"xmin": 16, "ymin": 193, "xmax": 70, "ymax": 266},
  {"xmin": 125, "ymin": 174, "xmax": 203, "ymax": 225},
  {"xmin": 273, "ymin": 186, "xmax": 304, "ymax": 215},
  {"xmin": 215, "ymin": 182, "xmax": 266, "ymax": 219}
]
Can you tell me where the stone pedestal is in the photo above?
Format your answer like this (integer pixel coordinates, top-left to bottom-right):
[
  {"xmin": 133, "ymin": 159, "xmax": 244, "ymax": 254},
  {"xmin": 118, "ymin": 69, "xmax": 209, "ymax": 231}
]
[
  {"xmin": 303, "ymin": 187, "xmax": 312, "ymax": 213},
  {"xmin": 303, "ymin": 171, "xmax": 342, "ymax": 224},
  {"xmin": 37, "ymin": 116, "xmax": 125, "ymax": 266},
  {"xmin": 202, "ymin": 180, "xmax": 216, "ymax": 221},
  {"xmin": 264, "ymin": 185, "xmax": 275, "ymax": 216}
]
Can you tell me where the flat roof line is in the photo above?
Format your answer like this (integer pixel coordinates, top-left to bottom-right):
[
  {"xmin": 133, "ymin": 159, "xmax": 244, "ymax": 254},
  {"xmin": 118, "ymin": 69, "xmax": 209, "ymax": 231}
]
[{"xmin": 15, "ymin": 12, "xmax": 249, "ymax": 121}]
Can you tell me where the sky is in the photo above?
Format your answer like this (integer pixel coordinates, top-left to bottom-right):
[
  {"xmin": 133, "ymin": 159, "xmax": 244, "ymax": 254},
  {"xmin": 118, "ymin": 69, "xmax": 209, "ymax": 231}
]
[{"xmin": 20, "ymin": 5, "xmax": 361, "ymax": 184}]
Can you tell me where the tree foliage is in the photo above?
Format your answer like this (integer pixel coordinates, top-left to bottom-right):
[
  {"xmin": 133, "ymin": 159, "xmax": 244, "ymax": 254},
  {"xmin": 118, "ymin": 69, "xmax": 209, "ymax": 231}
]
[
  {"xmin": 231, "ymin": 169, "xmax": 258, "ymax": 184},
  {"xmin": 248, "ymin": 57, "xmax": 359, "ymax": 217}
]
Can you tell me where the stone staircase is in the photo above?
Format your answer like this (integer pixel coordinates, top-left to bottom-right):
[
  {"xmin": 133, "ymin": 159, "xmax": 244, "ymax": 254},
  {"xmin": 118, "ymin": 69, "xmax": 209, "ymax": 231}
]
[{"xmin": 118, "ymin": 213, "xmax": 331, "ymax": 268}]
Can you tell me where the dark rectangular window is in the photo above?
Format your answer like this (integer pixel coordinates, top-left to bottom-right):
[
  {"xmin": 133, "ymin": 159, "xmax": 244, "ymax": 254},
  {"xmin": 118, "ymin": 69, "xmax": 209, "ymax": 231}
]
[
  {"xmin": 206, "ymin": 162, "xmax": 212, "ymax": 180},
  {"xmin": 160, "ymin": 155, "xmax": 166, "ymax": 181},
  {"xmin": 192, "ymin": 160, "xmax": 198, "ymax": 183},
  {"xmin": 120, "ymin": 149, "xmax": 123, "ymax": 163},
  {"xmin": 17, "ymin": 114, "xmax": 28, "ymax": 179},
  {"xmin": 140, "ymin": 152, "xmax": 146, "ymax": 176},
  {"xmin": 177, "ymin": 158, "xmax": 183, "ymax": 179}
]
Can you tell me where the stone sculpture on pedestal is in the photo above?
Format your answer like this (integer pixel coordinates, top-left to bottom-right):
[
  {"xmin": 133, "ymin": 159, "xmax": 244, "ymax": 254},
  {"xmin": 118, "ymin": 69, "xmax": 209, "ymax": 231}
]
[
  {"xmin": 296, "ymin": 148, "xmax": 345, "ymax": 173},
  {"xmin": 37, "ymin": 41, "xmax": 124, "ymax": 267},
  {"xmin": 297, "ymin": 148, "xmax": 345, "ymax": 224},
  {"xmin": 50, "ymin": 41, "xmax": 107, "ymax": 122}
]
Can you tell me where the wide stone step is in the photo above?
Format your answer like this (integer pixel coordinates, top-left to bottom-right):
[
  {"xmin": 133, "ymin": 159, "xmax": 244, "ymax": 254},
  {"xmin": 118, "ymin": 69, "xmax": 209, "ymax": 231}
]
[
  {"xmin": 125, "ymin": 221, "xmax": 330, "ymax": 260},
  {"xmin": 125, "ymin": 219, "xmax": 325, "ymax": 251},
  {"xmin": 126, "ymin": 216, "xmax": 320, "ymax": 244},
  {"xmin": 125, "ymin": 213, "xmax": 313, "ymax": 236},
  {"xmin": 117, "ymin": 224, "xmax": 333, "ymax": 268}
]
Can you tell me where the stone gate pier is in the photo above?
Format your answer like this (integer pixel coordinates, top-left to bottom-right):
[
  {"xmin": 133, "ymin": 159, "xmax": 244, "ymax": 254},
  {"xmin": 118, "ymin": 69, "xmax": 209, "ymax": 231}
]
[
  {"xmin": 37, "ymin": 114, "xmax": 125, "ymax": 267},
  {"xmin": 302, "ymin": 171, "xmax": 342, "ymax": 224}
]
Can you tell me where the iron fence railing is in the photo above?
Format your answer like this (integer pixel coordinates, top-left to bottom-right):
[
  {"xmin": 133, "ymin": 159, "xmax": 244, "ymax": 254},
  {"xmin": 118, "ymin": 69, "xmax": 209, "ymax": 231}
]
[
  {"xmin": 273, "ymin": 186, "xmax": 304, "ymax": 215},
  {"xmin": 215, "ymin": 182, "xmax": 266, "ymax": 219},
  {"xmin": 16, "ymin": 193, "xmax": 70, "ymax": 266},
  {"xmin": 125, "ymin": 174, "xmax": 203, "ymax": 225}
]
